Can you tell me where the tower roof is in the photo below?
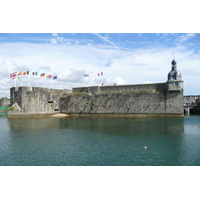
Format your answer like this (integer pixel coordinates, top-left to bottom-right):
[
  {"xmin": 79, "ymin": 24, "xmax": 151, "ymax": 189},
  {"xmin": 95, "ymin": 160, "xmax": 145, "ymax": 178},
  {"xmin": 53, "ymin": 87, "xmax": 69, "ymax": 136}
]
[{"xmin": 171, "ymin": 59, "xmax": 177, "ymax": 65}]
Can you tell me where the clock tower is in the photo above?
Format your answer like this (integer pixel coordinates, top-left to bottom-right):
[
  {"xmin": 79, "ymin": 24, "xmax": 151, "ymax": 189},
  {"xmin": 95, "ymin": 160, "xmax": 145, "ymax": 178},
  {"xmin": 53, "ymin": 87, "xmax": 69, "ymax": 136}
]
[
  {"xmin": 167, "ymin": 59, "xmax": 182, "ymax": 81},
  {"xmin": 167, "ymin": 59, "xmax": 184, "ymax": 92}
]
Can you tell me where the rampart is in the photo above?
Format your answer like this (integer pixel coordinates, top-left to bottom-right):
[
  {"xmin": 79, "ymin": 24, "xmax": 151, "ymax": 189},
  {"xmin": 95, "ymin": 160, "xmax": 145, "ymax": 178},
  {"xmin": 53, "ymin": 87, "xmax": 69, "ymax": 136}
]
[
  {"xmin": 8, "ymin": 87, "xmax": 71, "ymax": 118},
  {"xmin": 73, "ymin": 83, "xmax": 166, "ymax": 94},
  {"xmin": 67, "ymin": 82, "xmax": 184, "ymax": 117},
  {"xmin": 8, "ymin": 80, "xmax": 184, "ymax": 118}
]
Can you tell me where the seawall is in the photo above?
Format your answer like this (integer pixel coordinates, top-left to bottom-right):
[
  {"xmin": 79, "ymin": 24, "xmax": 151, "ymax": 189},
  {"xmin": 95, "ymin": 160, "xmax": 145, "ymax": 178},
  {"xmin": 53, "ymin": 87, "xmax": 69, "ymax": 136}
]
[
  {"xmin": 8, "ymin": 87, "xmax": 71, "ymax": 118},
  {"xmin": 8, "ymin": 81, "xmax": 184, "ymax": 118},
  {"xmin": 60, "ymin": 90, "xmax": 184, "ymax": 117}
]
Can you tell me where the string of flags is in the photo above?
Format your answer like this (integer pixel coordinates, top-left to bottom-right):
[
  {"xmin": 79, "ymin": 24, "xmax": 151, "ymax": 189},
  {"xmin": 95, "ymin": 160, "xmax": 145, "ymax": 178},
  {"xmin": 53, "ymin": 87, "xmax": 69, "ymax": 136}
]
[
  {"xmin": 10, "ymin": 71, "xmax": 58, "ymax": 80},
  {"xmin": 10, "ymin": 70, "xmax": 103, "ymax": 81}
]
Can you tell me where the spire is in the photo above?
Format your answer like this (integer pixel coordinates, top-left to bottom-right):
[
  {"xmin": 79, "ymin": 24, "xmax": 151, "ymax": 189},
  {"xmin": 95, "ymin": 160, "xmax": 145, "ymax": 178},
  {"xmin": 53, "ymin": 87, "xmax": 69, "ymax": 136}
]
[{"xmin": 171, "ymin": 52, "xmax": 177, "ymax": 70}]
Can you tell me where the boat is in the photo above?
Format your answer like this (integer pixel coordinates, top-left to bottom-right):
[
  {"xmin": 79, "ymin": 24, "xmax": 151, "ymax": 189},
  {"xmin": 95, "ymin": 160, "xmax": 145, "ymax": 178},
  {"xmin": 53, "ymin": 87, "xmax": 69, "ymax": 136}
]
[{"xmin": 0, "ymin": 106, "xmax": 10, "ymax": 112}]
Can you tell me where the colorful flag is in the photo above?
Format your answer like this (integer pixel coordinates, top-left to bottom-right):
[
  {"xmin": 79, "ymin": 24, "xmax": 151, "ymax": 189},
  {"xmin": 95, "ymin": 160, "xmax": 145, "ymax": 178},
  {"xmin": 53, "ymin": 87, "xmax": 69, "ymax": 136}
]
[
  {"xmin": 53, "ymin": 75, "xmax": 57, "ymax": 79},
  {"xmin": 23, "ymin": 71, "xmax": 29, "ymax": 75},
  {"xmin": 10, "ymin": 72, "xmax": 17, "ymax": 80},
  {"xmin": 32, "ymin": 71, "xmax": 38, "ymax": 75},
  {"xmin": 98, "ymin": 72, "xmax": 103, "ymax": 76},
  {"xmin": 84, "ymin": 72, "xmax": 94, "ymax": 77},
  {"xmin": 40, "ymin": 73, "xmax": 45, "ymax": 77},
  {"xmin": 47, "ymin": 75, "xmax": 52, "ymax": 79},
  {"xmin": 18, "ymin": 71, "xmax": 22, "ymax": 76}
]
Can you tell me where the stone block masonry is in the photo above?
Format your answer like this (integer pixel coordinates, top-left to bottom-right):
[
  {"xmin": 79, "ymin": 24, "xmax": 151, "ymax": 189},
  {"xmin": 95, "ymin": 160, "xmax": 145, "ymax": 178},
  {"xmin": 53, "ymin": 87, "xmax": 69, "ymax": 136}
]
[
  {"xmin": 73, "ymin": 83, "xmax": 166, "ymax": 94},
  {"xmin": 0, "ymin": 97, "xmax": 10, "ymax": 107},
  {"xmin": 8, "ymin": 80, "xmax": 184, "ymax": 118},
  {"xmin": 60, "ymin": 90, "xmax": 184, "ymax": 116},
  {"xmin": 8, "ymin": 87, "xmax": 71, "ymax": 118}
]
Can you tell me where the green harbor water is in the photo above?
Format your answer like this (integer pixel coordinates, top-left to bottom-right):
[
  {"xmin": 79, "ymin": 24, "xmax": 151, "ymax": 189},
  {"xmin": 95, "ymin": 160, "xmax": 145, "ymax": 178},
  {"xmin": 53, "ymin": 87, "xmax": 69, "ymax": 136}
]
[{"xmin": 0, "ymin": 113, "xmax": 200, "ymax": 166}]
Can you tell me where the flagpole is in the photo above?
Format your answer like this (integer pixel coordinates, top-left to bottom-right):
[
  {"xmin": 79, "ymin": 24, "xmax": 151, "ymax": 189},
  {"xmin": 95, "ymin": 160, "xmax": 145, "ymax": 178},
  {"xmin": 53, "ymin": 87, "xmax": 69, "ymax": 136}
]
[{"xmin": 29, "ymin": 74, "xmax": 31, "ymax": 87}]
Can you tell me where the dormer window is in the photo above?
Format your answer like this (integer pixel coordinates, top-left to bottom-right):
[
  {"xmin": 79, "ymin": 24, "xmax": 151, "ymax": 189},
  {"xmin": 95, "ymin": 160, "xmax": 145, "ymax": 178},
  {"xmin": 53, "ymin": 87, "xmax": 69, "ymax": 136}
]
[{"xmin": 174, "ymin": 82, "xmax": 180, "ymax": 87}]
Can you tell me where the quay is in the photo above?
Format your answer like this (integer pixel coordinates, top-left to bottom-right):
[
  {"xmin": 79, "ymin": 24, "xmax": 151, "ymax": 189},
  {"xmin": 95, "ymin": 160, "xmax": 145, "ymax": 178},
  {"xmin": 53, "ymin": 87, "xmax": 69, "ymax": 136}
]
[{"xmin": 184, "ymin": 95, "xmax": 200, "ymax": 114}]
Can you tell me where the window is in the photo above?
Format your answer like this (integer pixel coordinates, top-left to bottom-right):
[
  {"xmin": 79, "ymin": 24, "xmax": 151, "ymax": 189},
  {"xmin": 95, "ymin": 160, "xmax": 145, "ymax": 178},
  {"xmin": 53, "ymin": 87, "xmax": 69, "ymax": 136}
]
[{"xmin": 174, "ymin": 82, "xmax": 180, "ymax": 87}]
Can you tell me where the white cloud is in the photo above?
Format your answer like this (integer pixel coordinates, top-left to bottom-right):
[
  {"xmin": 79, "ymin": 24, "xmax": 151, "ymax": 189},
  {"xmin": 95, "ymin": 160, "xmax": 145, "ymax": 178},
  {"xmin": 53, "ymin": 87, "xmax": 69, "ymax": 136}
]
[
  {"xmin": 176, "ymin": 33, "xmax": 196, "ymax": 44},
  {"xmin": 114, "ymin": 77, "xmax": 126, "ymax": 85},
  {"xmin": 87, "ymin": 43, "xmax": 92, "ymax": 46},
  {"xmin": 75, "ymin": 41, "xmax": 79, "ymax": 45},
  {"xmin": 59, "ymin": 69, "xmax": 85, "ymax": 82},
  {"xmin": 92, "ymin": 33, "xmax": 120, "ymax": 51},
  {"xmin": 50, "ymin": 38, "xmax": 57, "ymax": 44},
  {"xmin": 0, "ymin": 39, "xmax": 199, "ymax": 97}
]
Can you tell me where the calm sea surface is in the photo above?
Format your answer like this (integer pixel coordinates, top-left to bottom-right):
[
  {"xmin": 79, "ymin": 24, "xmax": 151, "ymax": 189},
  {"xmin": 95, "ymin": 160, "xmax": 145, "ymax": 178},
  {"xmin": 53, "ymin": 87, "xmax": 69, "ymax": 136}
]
[{"xmin": 0, "ymin": 113, "xmax": 200, "ymax": 166}]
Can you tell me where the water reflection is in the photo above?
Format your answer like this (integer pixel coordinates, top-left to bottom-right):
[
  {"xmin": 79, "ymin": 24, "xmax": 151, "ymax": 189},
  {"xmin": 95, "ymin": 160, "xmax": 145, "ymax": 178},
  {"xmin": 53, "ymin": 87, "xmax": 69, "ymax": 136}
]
[
  {"xmin": 8, "ymin": 116, "xmax": 185, "ymax": 135},
  {"xmin": 4, "ymin": 116, "xmax": 193, "ymax": 165}
]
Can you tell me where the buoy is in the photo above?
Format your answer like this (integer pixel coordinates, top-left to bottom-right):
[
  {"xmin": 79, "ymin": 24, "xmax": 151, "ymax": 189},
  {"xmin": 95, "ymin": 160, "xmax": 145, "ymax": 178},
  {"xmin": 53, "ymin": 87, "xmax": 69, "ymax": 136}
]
[{"xmin": 143, "ymin": 146, "xmax": 147, "ymax": 149}]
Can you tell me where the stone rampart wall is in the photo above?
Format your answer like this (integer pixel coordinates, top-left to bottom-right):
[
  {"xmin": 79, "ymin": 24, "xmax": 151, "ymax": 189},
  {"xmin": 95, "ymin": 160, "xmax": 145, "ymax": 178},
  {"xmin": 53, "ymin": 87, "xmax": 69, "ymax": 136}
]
[
  {"xmin": 60, "ymin": 90, "xmax": 184, "ymax": 116},
  {"xmin": 73, "ymin": 83, "xmax": 166, "ymax": 94},
  {"xmin": 10, "ymin": 87, "xmax": 71, "ymax": 114},
  {"xmin": 8, "ymin": 83, "xmax": 184, "ymax": 118}
]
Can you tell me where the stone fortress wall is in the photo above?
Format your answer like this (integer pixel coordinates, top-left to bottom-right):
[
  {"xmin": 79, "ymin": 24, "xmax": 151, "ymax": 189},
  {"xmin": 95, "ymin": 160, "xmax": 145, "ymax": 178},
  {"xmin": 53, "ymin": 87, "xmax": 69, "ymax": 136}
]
[
  {"xmin": 72, "ymin": 83, "xmax": 166, "ymax": 94},
  {"xmin": 60, "ymin": 82, "xmax": 184, "ymax": 116},
  {"xmin": 8, "ymin": 80, "xmax": 184, "ymax": 118},
  {"xmin": 9, "ymin": 87, "xmax": 71, "ymax": 117}
]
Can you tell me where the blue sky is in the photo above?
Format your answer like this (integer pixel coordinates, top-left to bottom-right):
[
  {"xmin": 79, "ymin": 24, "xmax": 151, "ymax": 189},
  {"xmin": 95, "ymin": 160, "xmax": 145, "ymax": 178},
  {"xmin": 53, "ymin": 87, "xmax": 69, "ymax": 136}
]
[{"xmin": 0, "ymin": 33, "xmax": 200, "ymax": 97}]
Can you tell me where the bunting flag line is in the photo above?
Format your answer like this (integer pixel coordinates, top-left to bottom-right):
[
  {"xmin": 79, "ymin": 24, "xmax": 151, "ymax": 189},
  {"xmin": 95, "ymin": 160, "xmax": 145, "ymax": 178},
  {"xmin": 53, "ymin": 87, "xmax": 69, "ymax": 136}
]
[
  {"xmin": 18, "ymin": 71, "xmax": 22, "ymax": 76},
  {"xmin": 53, "ymin": 75, "xmax": 57, "ymax": 79}
]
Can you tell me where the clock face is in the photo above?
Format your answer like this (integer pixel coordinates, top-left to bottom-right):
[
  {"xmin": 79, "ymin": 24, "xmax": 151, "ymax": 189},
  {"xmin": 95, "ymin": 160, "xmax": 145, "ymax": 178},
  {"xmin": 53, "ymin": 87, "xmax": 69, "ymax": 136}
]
[{"xmin": 170, "ymin": 71, "xmax": 174, "ymax": 76}]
